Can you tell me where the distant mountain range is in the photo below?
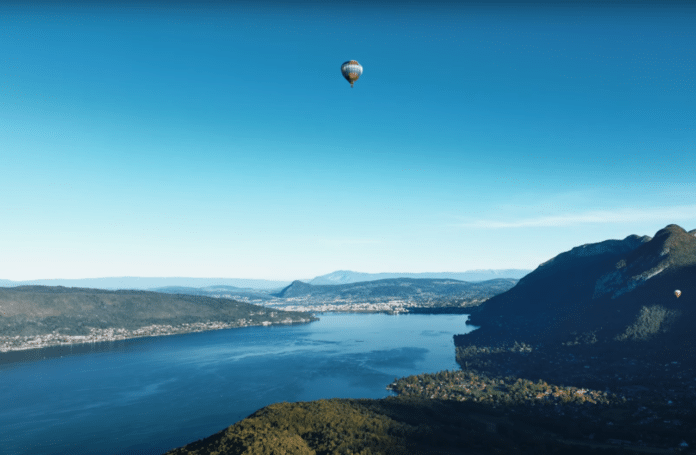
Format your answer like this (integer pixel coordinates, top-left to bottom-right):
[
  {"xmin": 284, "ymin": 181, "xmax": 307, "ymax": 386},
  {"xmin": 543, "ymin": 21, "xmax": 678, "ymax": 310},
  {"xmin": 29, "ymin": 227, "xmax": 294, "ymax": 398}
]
[
  {"xmin": 0, "ymin": 270, "xmax": 531, "ymax": 292},
  {"xmin": 0, "ymin": 277, "xmax": 291, "ymax": 291},
  {"xmin": 274, "ymin": 277, "xmax": 518, "ymax": 307},
  {"xmin": 456, "ymin": 224, "xmax": 696, "ymax": 361},
  {"xmin": 308, "ymin": 269, "xmax": 531, "ymax": 285},
  {"xmin": 151, "ymin": 285, "xmax": 275, "ymax": 302}
]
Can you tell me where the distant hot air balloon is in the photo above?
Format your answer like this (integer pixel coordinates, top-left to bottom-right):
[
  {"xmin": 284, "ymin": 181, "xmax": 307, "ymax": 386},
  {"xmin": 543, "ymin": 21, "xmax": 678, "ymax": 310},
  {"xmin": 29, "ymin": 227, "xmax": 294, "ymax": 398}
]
[
  {"xmin": 341, "ymin": 60, "xmax": 363, "ymax": 88},
  {"xmin": 675, "ymin": 290, "xmax": 682, "ymax": 298}
]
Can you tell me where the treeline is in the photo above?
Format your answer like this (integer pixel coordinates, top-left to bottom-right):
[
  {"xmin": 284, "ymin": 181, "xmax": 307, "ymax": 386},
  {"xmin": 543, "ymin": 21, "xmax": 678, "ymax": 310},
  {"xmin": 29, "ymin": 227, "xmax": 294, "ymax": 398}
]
[
  {"xmin": 0, "ymin": 286, "xmax": 317, "ymax": 338},
  {"xmin": 276, "ymin": 278, "xmax": 518, "ymax": 305},
  {"xmin": 165, "ymin": 396, "xmax": 675, "ymax": 455},
  {"xmin": 388, "ymin": 369, "xmax": 617, "ymax": 407},
  {"xmin": 403, "ymin": 306, "xmax": 473, "ymax": 314}
]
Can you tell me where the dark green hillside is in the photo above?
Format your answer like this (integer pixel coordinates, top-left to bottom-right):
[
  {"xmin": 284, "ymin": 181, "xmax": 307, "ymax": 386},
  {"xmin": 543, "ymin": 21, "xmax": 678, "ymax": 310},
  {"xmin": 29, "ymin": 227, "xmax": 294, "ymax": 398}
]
[
  {"xmin": 460, "ymin": 233, "xmax": 650, "ymax": 346},
  {"xmin": 0, "ymin": 286, "xmax": 316, "ymax": 338},
  {"xmin": 166, "ymin": 396, "xmax": 683, "ymax": 455},
  {"xmin": 458, "ymin": 225, "xmax": 695, "ymax": 355},
  {"xmin": 443, "ymin": 225, "xmax": 696, "ymax": 451},
  {"xmin": 452, "ymin": 225, "xmax": 696, "ymax": 385},
  {"xmin": 277, "ymin": 280, "xmax": 315, "ymax": 298}
]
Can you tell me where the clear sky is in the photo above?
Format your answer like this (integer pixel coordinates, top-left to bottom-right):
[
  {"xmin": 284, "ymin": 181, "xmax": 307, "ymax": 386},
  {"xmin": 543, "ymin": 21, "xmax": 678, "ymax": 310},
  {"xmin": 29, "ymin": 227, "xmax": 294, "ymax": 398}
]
[{"xmin": 1, "ymin": 0, "xmax": 694, "ymax": 281}]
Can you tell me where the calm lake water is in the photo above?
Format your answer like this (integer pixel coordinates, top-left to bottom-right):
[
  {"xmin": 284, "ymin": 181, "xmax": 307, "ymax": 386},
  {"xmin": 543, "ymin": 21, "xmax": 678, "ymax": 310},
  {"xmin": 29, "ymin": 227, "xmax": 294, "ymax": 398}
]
[{"xmin": 0, "ymin": 313, "xmax": 476, "ymax": 455}]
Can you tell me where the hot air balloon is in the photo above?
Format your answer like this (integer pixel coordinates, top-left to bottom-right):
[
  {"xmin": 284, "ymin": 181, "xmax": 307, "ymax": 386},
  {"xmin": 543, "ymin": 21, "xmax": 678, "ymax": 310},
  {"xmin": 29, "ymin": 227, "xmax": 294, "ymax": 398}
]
[
  {"xmin": 675, "ymin": 290, "xmax": 682, "ymax": 298},
  {"xmin": 341, "ymin": 60, "xmax": 363, "ymax": 88}
]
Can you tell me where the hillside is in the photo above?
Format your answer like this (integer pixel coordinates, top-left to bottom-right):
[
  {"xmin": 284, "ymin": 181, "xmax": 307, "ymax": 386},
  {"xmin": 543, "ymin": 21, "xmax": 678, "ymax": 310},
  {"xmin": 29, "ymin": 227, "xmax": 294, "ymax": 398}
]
[
  {"xmin": 274, "ymin": 277, "xmax": 518, "ymax": 307},
  {"xmin": 309, "ymin": 269, "xmax": 531, "ymax": 285},
  {"xmin": 165, "ymin": 395, "xmax": 688, "ymax": 454},
  {"xmin": 164, "ymin": 225, "xmax": 696, "ymax": 454},
  {"xmin": 447, "ymin": 224, "xmax": 696, "ymax": 441},
  {"xmin": 150, "ymin": 285, "xmax": 275, "ymax": 302},
  {"xmin": 456, "ymin": 224, "xmax": 695, "ymax": 355},
  {"xmin": 0, "ymin": 286, "xmax": 317, "ymax": 351},
  {"xmin": 153, "ymin": 278, "xmax": 520, "ymax": 314},
  {"xmin": 166, "ymin": 396, "xmax": 692, "ymax": 455}
]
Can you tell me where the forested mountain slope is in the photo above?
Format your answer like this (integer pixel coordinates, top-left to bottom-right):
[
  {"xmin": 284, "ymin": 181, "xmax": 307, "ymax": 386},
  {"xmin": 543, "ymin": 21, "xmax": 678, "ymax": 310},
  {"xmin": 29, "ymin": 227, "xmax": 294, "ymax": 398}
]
[
  {"xmin": 457, "ymin": 224, "xmax": 695, "ymax": 359},
  {"xmin": 0, "ymin": 286, "xmax": 316, "ymax": 339},
  {"xmin": 275, "ymin": 277, "xmax": 518, "ymax": 307}
]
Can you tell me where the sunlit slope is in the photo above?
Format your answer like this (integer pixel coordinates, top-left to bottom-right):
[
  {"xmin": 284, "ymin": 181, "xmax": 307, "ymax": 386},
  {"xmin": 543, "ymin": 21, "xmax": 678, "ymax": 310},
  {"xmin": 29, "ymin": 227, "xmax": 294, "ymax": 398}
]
[
  {"xmin": 456, "ymin": 224, "xmax": 696, "ymax": 360},
  {"xmin": 165, "ymin": 397, "xmax": 653, "ymax": 455}
]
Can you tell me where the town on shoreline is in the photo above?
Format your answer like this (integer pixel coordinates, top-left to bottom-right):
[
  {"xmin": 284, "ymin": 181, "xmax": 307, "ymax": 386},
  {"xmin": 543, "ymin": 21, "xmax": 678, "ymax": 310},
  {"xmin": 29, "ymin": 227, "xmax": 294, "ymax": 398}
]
[
  {"xmin": 0, "ymin": 301, "xmax": 474, "ymax": 353},
  {"xmin": 0, "ymin": 318, "xmax": 314, "ymax": 353}
]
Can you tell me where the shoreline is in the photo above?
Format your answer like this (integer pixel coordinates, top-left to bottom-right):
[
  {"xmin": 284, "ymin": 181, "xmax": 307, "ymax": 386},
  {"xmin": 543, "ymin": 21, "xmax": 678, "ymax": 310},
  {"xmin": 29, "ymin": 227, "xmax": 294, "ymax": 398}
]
[
  {"xmin": 0, "ymin": 318, "xmax": 315, "ymax": 353},
  {"xmin": 0, "ymin": 307, "xmax": 473, "ymax": 354},
  {"xmin": 267, "ymin": 303, "xmax": 475, "ymax": 315}
]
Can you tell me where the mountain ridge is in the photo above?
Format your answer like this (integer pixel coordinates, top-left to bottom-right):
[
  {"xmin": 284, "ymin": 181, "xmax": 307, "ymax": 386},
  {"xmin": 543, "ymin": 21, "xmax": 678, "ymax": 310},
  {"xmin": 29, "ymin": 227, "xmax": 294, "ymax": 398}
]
[
  {"xmin": 0, "ymin": 286, "xmax": 317, "ymax": 352},
  {"xmin": 273, "ymin": 277, "xmax": 518, "ymax": 307},
  {"xmin": 457, "ymin": 224, "xmax": 696, "ymax": 359},
  {"xmin": 308, "ymin": 269, "xmax": 531, "ymax": 285},
  {"xmin": 0, "ymin": 269, "xmax": 531, "ymax": 291}
]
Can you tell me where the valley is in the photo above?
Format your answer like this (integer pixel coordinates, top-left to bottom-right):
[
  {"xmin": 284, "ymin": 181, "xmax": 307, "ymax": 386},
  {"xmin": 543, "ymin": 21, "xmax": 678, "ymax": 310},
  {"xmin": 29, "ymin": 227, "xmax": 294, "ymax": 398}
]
[
  {"xmin": 0, "ymin": 277, "xmax": 515, "ymax": 352},
  {"xmin": 166, "ymin": 224, "xmax": 696, "ymax": 454},
  {"xmin": 162, "ymin": 277, "xmax": 518, "ymax": 314},
  {"xmin": 2, "ymin": 225, "xmax": 695, "ymax": 453}
]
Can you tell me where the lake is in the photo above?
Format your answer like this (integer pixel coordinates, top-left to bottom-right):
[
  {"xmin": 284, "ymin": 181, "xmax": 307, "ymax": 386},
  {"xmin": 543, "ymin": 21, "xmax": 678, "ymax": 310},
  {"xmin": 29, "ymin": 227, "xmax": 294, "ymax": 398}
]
[{"xmin": 0, "ymin": 313, "xmax": 477, "ymax": 455}]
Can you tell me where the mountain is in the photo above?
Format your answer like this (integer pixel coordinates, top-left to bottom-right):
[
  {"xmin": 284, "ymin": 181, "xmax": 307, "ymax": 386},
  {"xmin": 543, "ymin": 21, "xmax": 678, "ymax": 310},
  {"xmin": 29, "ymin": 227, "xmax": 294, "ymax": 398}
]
[
  {"xmin": 308, "ymin": 269, "xmax": 531, "ymax": 285},
  {"xmin": 275, "ymin": 280, "xmax": 317, "ymax": 298},
  {"xmin": 274, "ymin": 277, "xmax": 518, "ymax": 307},
  {"xmin": 456, "ymin": 224, "xmax": 696, "ymax": 361},
  {"xmin": 0, "ymin": 277, "xmax": 291, "ymax": 291},
  {"xmin": 166, "ymin": 396, "xmax": 636, "ymax": 455},
  {"xmin": 150, "ymin": 285, "xmax": 275, "ymax": 302},
  {"xmin": 0, "ymin": 271, "xmax": 532, "ymax": 292},
  {"xmin": 0, "ymin": 286, "xmax": 316, "ymax": 344},
  {"xmin": 164, "ymin": 226, "xmax": 696, "ymax": 455}
]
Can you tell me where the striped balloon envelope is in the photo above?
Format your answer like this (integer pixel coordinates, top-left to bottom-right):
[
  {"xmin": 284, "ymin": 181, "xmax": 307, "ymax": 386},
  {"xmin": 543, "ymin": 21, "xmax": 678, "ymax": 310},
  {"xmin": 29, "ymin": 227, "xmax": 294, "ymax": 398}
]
[{"xmin": 341, "ymin": 60, "xmax": 363, "ymax": 88}]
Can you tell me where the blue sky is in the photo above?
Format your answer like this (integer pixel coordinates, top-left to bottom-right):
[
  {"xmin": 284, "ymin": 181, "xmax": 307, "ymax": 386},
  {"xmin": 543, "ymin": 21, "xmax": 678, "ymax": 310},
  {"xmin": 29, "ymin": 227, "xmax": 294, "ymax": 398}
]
[{"xmin": 1, "ymin": 1, "xmax": 694, "ymax": 281}]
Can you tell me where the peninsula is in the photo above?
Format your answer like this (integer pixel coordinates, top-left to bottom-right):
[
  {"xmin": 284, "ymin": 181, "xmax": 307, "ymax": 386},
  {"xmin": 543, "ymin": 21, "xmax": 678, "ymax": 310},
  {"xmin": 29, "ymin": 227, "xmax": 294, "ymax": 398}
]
[{"xmin": 0, "ymin": 286, "xmax": 317, "ymax": 352}]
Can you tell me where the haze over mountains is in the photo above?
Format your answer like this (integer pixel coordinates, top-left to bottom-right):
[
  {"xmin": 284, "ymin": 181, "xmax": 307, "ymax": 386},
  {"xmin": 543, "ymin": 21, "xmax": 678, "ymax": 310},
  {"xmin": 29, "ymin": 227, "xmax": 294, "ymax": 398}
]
[
  {"xmin": 274, "ymin": 278, "xmax": 518, "ymax": 308},
  {"xmin": 0, "ymin": 271, "xmax": 527, "ymax": 350},
  {"xmin": 151, "ymin": 285, "xmax": 274, "ymax": 302},
  {"xmin": 0, "ymin": 269, "xmax": 531, "ymax": 292},
  {"xmin": 307, "ymin": 269, "xmax": 531, "ymax": 285},
  {"xmin": 147, "ymin": 278, "xmax": 520, "ymax": 313},
  {"xmin": 0, "ymin": 277, "xmax": 291, "ymax": 291}
]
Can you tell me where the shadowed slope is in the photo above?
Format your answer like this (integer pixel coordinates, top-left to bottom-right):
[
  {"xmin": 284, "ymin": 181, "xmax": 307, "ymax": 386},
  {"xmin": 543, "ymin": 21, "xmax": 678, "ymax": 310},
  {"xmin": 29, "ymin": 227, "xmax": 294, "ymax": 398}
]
[
  {"xmin": 165, "ymin": 397, "xmax": 663, "ymax": 455},
  {"xmin": 457, "ymin": 225, "xmax": 695, "ymax": 353}
]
